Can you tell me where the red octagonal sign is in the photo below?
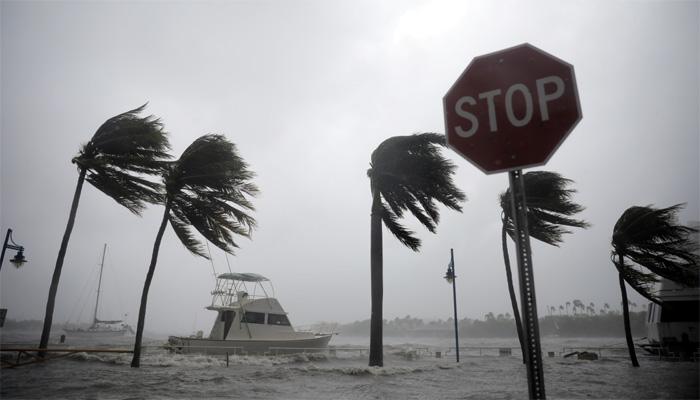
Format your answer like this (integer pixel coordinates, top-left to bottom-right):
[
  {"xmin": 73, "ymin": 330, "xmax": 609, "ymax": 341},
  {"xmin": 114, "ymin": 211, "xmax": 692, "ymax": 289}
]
[{"xmin": 444, "ymin": 43, "xmax": 582, "ymax": 174}]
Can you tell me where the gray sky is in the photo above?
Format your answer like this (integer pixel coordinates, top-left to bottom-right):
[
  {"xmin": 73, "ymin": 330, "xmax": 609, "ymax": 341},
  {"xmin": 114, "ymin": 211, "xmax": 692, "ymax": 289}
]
[{"xmin": 1, "ymin": 0, "xmax": 698, "ymax": 335}]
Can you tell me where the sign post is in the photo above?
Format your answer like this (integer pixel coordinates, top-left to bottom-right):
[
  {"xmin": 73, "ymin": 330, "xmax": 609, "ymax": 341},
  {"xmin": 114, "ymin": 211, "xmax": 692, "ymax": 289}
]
[
  {"xmin": 508, "ymin": 169, "xmax": 545, "ymax": 398},
  {"xmin": 443, "ymin": 43, "xmax": 581, "ymax": 399}
]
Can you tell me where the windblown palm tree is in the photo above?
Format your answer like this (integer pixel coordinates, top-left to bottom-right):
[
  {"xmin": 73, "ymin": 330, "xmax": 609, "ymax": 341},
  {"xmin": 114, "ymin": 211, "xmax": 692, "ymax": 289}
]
[
  {"xmin": 611, "ymin": 204, "xmax": 699, "ymax": 367},
  {"xmin": 131, "ymin": 134, "xmax": 258, "ymax": 367},
  {"xmin": 39, "ymin": 104, "xmax": 170, "ymax": 354},
  {"xmin": 499, "ymin": 171, "xmax": 589, "ymax": 361},
  {"xmin": 367, "ymin": 133, "xmax": 465, "ymax": 367}
]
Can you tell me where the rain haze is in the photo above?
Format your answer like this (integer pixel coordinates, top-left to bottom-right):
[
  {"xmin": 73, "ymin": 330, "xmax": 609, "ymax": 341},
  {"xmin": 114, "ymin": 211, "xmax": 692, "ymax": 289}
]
[{"xmin": 1, "ymin": 0, "xmax": 698, "ymax": 339}]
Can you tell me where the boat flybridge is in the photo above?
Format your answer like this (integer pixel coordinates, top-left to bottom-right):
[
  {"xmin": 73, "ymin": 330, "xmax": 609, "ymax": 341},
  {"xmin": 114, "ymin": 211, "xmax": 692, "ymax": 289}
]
[{"xmin": 168, "ymin": 273, "xmax": 333, "ymax": 355}]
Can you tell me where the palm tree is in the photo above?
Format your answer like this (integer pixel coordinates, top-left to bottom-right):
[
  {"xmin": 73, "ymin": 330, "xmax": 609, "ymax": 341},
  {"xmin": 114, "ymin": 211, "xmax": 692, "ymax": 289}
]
[
  {"xmin": 559, "ymin": 305, "xmax": 564, "ymax": 315},
  {"xmin": 366, "ymin": 133, "xmax": 465, "ymax": 367},
  {"xmin": 38, "ymin": 104, "xmax": 170, "ymax": 354},
  {"xmin": 572, "ymin": 299, "xmax": 584, "ymax": 315},
  {"xmin": 130, "ymin": 134, "xmax": 258, "ymax": 367},
  {"xmin": 566, "ymin": 301, "xmax": 571, "ymax": 315},
  {"xmin": 499, "ymin": 171, "xmax": 589, "ymax": 361},
  {"xmin": 611, "ymin": 204, "xmax": 699, "ymax": 367}
]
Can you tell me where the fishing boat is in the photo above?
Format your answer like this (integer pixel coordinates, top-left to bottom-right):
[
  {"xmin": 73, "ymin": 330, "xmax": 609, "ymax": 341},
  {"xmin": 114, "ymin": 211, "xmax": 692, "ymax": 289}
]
[
  {"xmin": 167, "ymin": 272, "xmax": 333, "ymax": 355},
  {"xmin": 64, "ymin": 244, "xmax": 134, "ymax": 338},
  {"xmin": 641, "ymin": 278, "xmax": 699, "ymax": 357}
]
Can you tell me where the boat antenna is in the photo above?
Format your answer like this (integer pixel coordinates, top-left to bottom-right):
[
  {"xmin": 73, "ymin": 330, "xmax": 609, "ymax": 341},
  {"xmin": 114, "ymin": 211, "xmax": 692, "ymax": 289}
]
[
  {"xmin": 205, "ymin": 241, "xmax": 217, "ymax": 281},
  {"xmin": 224, "ymin": 252, "xmax": 233, "ymax": 274},
  {"xmin": 93, "ymin": 243, "xmax": 107, "ymax": 327}
]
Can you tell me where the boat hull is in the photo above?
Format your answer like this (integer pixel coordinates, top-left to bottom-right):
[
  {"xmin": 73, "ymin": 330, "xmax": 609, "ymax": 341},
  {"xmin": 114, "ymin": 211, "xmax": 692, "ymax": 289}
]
[{"xmin": 167, "ymin": 334, "xmax": 333, "ymax": 355}]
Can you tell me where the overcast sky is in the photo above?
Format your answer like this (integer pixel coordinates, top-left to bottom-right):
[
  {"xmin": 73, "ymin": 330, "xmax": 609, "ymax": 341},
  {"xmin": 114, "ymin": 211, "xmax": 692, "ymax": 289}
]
[{"xmin": 1, "ymin": 0, "xmax": 698, "ymax": 336}]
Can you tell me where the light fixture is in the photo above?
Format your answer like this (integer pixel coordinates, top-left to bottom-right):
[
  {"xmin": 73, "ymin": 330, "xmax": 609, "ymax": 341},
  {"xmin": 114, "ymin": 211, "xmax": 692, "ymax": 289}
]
[{"xmin": 1, "ymin": 229, "xmax": 28, "ymax": 271}]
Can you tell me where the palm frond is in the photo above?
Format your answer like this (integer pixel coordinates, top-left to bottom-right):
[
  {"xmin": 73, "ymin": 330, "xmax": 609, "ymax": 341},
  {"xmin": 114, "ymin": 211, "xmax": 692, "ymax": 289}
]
[
  {"xmin": 72, "ymin": 104, "xmax": 171, "ymax": 215},
  {"xmin": 368, "ymin": 133, "xmax": 466, "ymax": 250},
  {"xmin": 168, "ymin": 210, "xmax": 208, "ymax": 258},
  {"xmin": 85, "ymin": 166, "xmax": 163, "ymax": 214},
  {"xmin": 379, "ymin": 202, "xmax": 421, "ymax": 251},
  {"xmin": 500, "ymin": 170, "xmax": 589, "ymax": 246},
  {"xmin": 164, "ymin": 134, "xmax": 258, "ymax": 257},
  {"xmin": 612, "ymin": 204, "xmax": 699, "ymax": 288},
  {"xmin": 612, "ymin": 252, "xmax": 661, "ymax": 302},
  {"xmin": 76, "ymin": 103, "xmax": 171, "ymax": 173}
]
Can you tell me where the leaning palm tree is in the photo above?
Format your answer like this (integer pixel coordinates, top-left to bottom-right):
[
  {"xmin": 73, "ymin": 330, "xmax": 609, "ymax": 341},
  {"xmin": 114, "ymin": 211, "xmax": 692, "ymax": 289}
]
[
  {"xmin": 611, "ymin": 204, "xmax": 699, "ymax": 367},
  {"xmin": 39, "ymin": 104, "xmax": 170, "ymax": 354},
  {"xmin": 367, "ymin": 133, "xmax": 465, "ymax": 367},
  {"xmin": 499, "ymin": 171, "xmax": 589, "ymax": 361},
  {"xmin": 130, "ymin": 134, "xmax": 257, "ymax": 367}
]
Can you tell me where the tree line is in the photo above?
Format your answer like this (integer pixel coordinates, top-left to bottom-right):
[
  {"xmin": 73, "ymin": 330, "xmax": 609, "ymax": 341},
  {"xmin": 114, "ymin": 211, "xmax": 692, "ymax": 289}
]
[{"xmin": 334, "ymin": 311, "xmax": 647, "ymax": 339}]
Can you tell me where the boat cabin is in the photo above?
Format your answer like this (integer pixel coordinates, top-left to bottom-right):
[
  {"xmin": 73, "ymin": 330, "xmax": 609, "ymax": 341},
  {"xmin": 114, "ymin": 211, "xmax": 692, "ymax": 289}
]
[
  {"xmin": 206, "ymin": 273, "xmax": 297, "ymax": 340},
  {"xmin": 646, "ymin": 279, "xmax": 699, "ymax": 353}
]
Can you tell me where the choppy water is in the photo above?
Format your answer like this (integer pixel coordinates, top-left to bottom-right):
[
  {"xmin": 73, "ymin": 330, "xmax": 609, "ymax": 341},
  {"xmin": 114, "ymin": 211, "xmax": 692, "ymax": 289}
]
[{"xmin": 1, "ymin": 334, "xmax": 698, "ymax": 399}]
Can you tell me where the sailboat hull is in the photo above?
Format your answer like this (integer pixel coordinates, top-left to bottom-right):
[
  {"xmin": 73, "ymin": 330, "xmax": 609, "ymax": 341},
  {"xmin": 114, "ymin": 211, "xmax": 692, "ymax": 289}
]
[{"xmin": 64, "ymin": 328, "xmax": 129, "ymax": 338}]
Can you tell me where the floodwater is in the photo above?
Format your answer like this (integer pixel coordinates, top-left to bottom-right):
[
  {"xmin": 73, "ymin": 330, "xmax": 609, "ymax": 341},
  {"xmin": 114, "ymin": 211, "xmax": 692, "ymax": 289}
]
[{"xmin": 1, "ymin": 333, "xmax": 698, "ymax": 399}]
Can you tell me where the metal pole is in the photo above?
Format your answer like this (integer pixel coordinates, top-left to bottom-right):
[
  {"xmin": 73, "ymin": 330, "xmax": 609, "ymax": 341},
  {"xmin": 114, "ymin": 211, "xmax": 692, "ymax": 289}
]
[
  {"xmin": 93, "ymin": 244, "xmax": 107, "ymax": 326},
  {"xmin": 0, "ymin": 229, "xmax": 11, "ymax": 272},
  {"xmin": 450, "ymin": 248, "xmax": 459, "ymax": 363},
  {"xmin": 508, "ymin": 170, "xmax": 546, "ymax": 399}
]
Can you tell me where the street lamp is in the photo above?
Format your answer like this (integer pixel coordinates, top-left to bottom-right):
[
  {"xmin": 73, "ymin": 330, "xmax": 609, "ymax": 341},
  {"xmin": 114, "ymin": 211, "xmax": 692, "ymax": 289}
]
[
  {"xmin": 1, "ymin": 228, "xmax": 28, "ymax": 271},
  {"xmin": 1, "ymin": 228, "xmax": 27, "ymax": 327},
  {"xmin": 444, "ymin": 248, "xmax": 459, "ymax": 362}
]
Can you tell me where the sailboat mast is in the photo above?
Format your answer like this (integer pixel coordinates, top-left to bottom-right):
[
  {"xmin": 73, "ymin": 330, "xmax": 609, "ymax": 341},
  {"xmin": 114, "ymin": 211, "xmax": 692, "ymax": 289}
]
[{"xmin": 93, "ymin": 243, "xmax": 107, "ymax": 325}]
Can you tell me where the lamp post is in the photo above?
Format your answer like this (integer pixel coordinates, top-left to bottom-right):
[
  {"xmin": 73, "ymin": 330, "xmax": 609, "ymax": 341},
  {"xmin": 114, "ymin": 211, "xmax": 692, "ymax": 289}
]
[
  {"xmin": 444, "ymin": 248, "xmax": 459, "ymax": 362},
  {"xmin": 1, "ymin": 228, "xmax": 27, "ymax": 272},
  {"xmin": 1, "ymin": 228, "xmax": 28, "ymax": 327}
]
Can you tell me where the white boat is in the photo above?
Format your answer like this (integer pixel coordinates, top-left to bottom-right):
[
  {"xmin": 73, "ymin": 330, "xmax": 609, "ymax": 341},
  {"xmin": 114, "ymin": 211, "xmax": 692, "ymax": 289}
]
[
  {"xmin": 64, "ymin": 244, "xmax": 133, "ymax": 338},
  {"xmin": 642, "ymin": 278, "xmax": 699, "ymax": 356},
  {"xmin": 167, "ymin": 272, "xmax": 333, "ymax": 355}
]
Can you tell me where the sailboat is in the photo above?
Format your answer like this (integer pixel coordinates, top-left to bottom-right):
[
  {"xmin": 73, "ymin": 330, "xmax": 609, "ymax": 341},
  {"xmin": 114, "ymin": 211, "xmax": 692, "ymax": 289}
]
[{"xmin": 64, "ymin": 244, "xmax": 134, "ymax": 338}]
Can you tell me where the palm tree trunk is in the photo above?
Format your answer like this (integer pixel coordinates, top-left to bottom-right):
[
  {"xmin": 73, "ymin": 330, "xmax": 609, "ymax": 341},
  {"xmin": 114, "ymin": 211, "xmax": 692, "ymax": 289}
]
[
  {"xmin": 39, "ymin": 168, "xmax": 87, "ymax": 356},
  {"xmin": 369, "ymin": 190, "xmax": 383, "ymax": 367},
  {"xmin": 501, "ymin": 224, "xmax": 526, "ymax": 364},
  {"xmin": 618, "ymin": 257, "xmax": 640, "ymax": 367},
  {"xmin": 131, "ymin": 202, "xmax": 171, "ymax": 368}
]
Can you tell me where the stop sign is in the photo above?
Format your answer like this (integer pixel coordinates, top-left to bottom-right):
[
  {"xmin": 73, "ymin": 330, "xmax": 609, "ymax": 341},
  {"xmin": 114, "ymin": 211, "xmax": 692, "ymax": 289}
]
[{"xmin": 443, "ymin": 43, "xmax": 581, "ymax": 174}]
